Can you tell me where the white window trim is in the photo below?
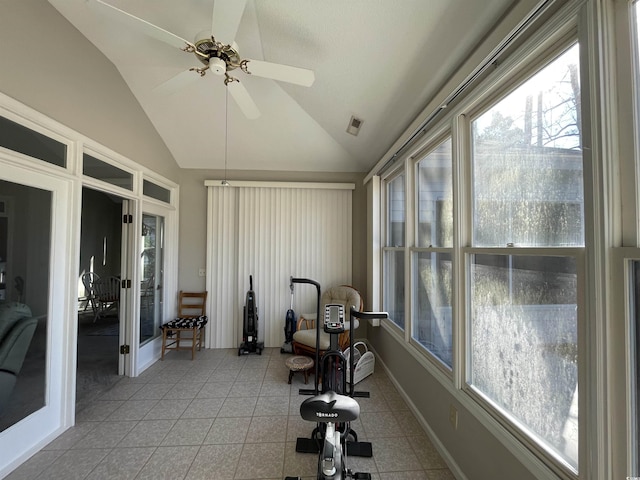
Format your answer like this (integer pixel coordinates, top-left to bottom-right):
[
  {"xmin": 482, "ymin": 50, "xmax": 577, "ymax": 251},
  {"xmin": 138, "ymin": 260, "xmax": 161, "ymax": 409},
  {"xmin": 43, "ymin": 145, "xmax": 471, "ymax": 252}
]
[{"xmin": 373, "ymin": 1, "xmax": 622, "ymax": 478}]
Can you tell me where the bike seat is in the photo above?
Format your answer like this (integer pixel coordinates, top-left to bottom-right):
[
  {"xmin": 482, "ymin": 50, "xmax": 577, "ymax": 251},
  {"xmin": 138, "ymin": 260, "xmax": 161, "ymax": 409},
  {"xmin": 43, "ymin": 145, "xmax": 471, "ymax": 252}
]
[{"xmin": 300, "ymin": 391, "xmax": 360, "ymax": 423}]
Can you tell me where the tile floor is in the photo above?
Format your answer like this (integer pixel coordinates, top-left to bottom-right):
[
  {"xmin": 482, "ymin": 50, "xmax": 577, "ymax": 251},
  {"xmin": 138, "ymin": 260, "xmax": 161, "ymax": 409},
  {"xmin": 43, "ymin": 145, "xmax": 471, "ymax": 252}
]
[{"xmin": 6, "ymin": 348, "xmax": 455, "ymax": 480}]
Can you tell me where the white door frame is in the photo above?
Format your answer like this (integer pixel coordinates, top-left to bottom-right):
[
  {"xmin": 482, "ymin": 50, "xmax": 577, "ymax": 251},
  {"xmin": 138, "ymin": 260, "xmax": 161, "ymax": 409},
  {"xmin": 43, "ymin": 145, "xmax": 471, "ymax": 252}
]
[{"xmin": 0, "ymin": 155, "xmax": 77, "ymax": 477}]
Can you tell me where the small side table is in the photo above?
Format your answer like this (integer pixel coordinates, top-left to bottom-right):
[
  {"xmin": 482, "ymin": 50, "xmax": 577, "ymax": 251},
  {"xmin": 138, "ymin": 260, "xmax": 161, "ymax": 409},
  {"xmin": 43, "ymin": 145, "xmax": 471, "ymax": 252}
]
[{"xmin": 285, "ymin": 355, "xmax": 314, "ymax": 384}]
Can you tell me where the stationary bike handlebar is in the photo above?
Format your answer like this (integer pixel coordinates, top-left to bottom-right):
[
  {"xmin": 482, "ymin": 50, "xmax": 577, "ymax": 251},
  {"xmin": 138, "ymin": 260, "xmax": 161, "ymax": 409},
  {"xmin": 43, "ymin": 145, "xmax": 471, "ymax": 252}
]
[
  {"xmin": 291, "ymin": 277, "xmax": 322, "ymax": 393},
  {"xmin": 349, "ymin": 307, "xmax": 388, "ymax": 322}
]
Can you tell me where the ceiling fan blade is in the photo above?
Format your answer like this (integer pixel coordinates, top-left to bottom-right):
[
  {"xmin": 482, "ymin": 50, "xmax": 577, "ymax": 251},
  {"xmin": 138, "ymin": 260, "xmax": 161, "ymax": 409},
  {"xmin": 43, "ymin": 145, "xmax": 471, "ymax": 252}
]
[
  {"xmin": 153, "ymin": 69, "xmax": 201, "ymax": 95},
  {"xmin": 242, "ymin": 59, "xmax": 315, "ymax": 87},
  {"xmin": 88, "ymin": 0, "xmax": 195, "ymax": 52},
  {"xmin": 226, "ymin": 79, "xmax": 260, "ymax": 119},
  {"xmin": 211, "ymin": 0, "xmax": 248, "ymax": 45}
]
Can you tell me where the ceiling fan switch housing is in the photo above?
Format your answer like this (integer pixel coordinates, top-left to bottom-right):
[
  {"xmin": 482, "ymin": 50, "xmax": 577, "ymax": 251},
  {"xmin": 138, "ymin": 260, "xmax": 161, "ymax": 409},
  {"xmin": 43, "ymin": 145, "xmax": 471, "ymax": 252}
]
[{"xmin": 209, "ymin": 57, "xmax": 226, "ymax": 75}]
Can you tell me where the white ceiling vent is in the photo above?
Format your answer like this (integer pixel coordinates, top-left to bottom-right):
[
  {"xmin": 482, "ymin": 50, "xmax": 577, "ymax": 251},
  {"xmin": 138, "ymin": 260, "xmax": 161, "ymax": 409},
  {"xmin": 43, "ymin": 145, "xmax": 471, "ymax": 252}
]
[{"xmin": 346, "ymin": 116, "xmax": 363, "ymax": 136}]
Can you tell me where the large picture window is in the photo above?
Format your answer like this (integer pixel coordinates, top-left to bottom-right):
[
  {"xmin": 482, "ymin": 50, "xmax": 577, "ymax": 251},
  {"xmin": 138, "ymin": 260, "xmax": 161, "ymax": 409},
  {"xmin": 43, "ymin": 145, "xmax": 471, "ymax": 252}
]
[{"xmin": 468, "ymin": 44, "xmax": 582, "ymax": 470}]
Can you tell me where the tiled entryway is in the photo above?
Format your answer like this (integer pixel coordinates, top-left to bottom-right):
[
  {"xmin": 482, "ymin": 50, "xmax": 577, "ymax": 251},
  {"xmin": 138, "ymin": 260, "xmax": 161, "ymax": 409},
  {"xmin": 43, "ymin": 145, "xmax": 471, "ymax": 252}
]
[{"xmin": 7, "ymin": 348, "xmax": 454, "ymax": 479}]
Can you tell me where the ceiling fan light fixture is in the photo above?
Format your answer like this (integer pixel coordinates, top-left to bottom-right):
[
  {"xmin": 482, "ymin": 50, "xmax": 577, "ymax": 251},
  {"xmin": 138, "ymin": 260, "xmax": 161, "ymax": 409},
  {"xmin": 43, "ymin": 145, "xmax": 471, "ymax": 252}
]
[{"xmin": 209, "ymin": 57, "xmax": 226, "ymax": 75}]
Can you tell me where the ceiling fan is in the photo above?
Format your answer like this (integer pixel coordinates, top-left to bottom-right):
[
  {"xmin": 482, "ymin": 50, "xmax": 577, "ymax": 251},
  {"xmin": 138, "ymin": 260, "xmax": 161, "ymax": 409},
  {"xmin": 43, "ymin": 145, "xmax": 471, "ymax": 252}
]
[{"xmin": 88, "ymin": 0, "xmax": 315, "ymax": 119}]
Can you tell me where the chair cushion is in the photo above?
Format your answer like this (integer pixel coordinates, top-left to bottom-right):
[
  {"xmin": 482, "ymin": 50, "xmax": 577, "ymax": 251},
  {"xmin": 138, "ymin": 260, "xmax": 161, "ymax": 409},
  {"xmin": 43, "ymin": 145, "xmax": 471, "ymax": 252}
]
[
  {"xmin": 293, "ymin": 329, "xmax": 331, "ymax": 350},
  {"xmin": 161, "ymin": 316, "xmax": 208, "ymax": 330}
]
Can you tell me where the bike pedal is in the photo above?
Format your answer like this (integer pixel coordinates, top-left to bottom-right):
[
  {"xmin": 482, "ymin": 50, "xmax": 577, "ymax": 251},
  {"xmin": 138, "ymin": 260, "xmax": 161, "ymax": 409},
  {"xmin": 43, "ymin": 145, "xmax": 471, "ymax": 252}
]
[{"xmin": 353, "ymin": 473, "xmax": 371, "ymax": 480}]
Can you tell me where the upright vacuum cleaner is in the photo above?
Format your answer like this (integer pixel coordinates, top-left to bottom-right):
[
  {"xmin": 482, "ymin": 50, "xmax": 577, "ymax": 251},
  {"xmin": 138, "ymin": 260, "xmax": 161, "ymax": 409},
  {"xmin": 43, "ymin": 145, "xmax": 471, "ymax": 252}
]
[
  {"xmin": 281, "ymin": 279, "xmax": 297, "ymax": 353},
  {"xmin": 238, "ymin": 275, "xmax": 264, "ymax": 355}
]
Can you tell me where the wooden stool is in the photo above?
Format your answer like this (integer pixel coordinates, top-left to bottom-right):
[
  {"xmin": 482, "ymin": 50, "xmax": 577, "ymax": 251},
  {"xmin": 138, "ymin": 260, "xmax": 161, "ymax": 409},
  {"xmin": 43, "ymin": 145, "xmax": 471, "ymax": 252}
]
[{"xmin": 285, "ymin": 355, "xmax": 314, "ymax": 384}]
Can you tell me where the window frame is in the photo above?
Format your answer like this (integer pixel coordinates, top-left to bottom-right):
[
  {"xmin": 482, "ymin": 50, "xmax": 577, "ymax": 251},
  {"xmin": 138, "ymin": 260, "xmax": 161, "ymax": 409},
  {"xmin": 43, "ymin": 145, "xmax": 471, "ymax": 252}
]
[
  {"xmin": 611, "ymin": 1, "xmax": 640, "ymax": 476},
  {"xmin": 409, "ymin": 134, "xmax": 456, "ymax": 373},
  {"xmin": 381, "ymin": 166, "xmax": 409, "ymax": 334},
  {"xmin": 377, "ymin": 8, "xmax": 591, "ymax": 478},
  {"xmin": 464, "ymin": 41, "xmax": 587, "ymax": 475}
]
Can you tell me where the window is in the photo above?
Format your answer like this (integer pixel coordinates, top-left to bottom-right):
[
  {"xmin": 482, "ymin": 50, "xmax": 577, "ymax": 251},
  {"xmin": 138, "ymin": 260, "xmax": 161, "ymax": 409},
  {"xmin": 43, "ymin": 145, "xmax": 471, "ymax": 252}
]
[
  {"xmin": 384, "ymin": 173, "xmax": 406, "ymax": 329},
  {"xmin": 143, "ymin": 180, "xmax": 171, "ymax": 203},
  {"xmin": 632, "ymin": 3, "xmax": 640, "ymax": 472},
  {"xmin": 0, "ymin": 116, "xmax": 66, "ymax": 168},
  {"xmin": 412, "ymin": 139, "xmax": 453, "ymax": 367},
  {"xmin": 140, "ymin": 213, "xmax": 164, "ymax": 345},
  {"xmin": 630, "ymin": 261, "xmax": 640, "ymax": 474},
  {"xmin": 83, "ymin": 154, "xmax": 133, "ymax": 190},
  {"xmin": 468, "ymin": 45, "xmax": 582, "ymax": 470},
  {"xmin": 472, "ymin": 46, "xmax": 583, "ymax": 248}
]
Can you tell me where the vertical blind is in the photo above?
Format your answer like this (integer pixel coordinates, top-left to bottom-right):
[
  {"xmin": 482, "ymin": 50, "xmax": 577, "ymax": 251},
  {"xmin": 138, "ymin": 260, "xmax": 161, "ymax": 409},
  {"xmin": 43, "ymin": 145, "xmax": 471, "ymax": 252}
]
[{"xmin": 205, "ymin": 182, "xmax": 354, "ymax": 348}]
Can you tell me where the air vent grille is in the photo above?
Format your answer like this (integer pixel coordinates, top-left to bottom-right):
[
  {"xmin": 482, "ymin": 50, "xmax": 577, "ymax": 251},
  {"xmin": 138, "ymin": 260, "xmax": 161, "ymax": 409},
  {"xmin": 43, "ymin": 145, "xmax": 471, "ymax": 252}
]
[{"xmin": 346, "ymin": 116, "xmax": 363, "ymax": 136}]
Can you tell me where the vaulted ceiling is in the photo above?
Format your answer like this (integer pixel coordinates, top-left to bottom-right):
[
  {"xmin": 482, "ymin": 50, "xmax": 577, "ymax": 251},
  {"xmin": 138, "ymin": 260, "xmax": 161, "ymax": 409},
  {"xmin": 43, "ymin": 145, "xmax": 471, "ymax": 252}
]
[{"xmin": 48, "ymin": 0, "xmax": 516, "ymax": 173}]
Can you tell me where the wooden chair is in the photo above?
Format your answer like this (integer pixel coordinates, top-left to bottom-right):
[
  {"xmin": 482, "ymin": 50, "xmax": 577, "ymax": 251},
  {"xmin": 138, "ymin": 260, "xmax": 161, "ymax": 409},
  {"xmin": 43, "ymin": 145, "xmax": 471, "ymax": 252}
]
[
  {"xmin": 80, "ymin": 272, "xmax": 100, "ymax": 316},
  {"xmin": 92, "ymin": 276, "xmax": 121, "ymax": 322},
  {"xmin": 160, "ymin": 291, "xmax": 208, "ymax": 360}
]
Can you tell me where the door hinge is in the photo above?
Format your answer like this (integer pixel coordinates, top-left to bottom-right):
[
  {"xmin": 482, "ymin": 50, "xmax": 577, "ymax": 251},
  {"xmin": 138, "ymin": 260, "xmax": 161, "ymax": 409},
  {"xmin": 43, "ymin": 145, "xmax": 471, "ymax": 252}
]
[
  {"xmin": 120, "ymin": 344, "xmax": 130, "ymax": 355},
  {"xmin": 121, "ymin": 279, "xmax": 131, "ymax": 288},
  {"xmin": 123, "ymin": 214, "xmax": 133, "ymax": 224}
]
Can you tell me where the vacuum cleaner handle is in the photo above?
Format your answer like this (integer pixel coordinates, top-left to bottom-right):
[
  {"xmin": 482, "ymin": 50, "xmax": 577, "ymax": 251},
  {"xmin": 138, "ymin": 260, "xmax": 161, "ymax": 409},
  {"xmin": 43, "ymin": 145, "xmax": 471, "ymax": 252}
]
[{"xmin": 289, "ymin": 279, "xmax": 294, "ymax": 309}]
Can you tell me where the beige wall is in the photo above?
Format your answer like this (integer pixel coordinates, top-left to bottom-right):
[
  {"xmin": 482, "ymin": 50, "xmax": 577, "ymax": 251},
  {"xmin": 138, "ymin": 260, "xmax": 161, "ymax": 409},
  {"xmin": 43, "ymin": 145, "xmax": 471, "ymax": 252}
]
[
  {"xmin": 0, "ymin": 0, "xmax": 179, "ymax": 181},
  {"xmin": 177, "ymin": 169, "xmax": 368, "ymax": 295}
]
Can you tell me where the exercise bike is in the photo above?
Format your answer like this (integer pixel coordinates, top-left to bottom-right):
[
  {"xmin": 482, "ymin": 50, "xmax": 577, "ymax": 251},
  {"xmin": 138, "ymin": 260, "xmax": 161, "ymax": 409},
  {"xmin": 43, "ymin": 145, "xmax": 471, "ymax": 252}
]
[{"xmin": 286, "ymin": 277, "xmax": 388, "ymax": 480}]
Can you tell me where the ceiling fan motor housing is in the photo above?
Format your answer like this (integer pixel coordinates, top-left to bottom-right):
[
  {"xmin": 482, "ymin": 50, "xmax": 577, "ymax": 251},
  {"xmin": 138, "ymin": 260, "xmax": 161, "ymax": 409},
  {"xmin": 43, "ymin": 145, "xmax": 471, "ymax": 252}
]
[{"xmin": 194, "ymin": 36, "xmax": 240, "ymax": 76}]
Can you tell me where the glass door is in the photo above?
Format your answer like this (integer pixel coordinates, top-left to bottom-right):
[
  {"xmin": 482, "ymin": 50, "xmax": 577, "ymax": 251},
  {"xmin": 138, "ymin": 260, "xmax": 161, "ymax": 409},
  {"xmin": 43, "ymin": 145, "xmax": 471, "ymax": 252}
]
[
  {"xmin": 0, "ymin": 164, "xmax": 74, "ymax": 474},
  {"xmin": 140, "ymin": 213, "xmax": 164, "ymax": 346},
  {"xmin": 0, "ymin": 182, "xmax": 50, "ymax": 432}
]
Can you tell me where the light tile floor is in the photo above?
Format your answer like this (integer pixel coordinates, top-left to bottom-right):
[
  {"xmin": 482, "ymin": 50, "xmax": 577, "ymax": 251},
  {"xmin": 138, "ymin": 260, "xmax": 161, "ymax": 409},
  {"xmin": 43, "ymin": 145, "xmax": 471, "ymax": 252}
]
[{"xmin": 7, "ymin": 348, "xmax": 455, "ymax": 480}]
